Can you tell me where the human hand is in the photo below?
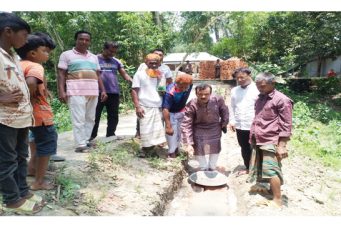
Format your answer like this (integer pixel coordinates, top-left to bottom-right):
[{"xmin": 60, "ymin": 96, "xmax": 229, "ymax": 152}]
[
  {"xmin": 222, "ymin": 126, "xmax": 227, "ymax": 133},
  {"xmin": 58, "ymin": 91, "xmax": 68, "ymax": 103},
  {"xmin": 100, "ymin": 92, "xmax": 108, "ymax": 102},
  {"xmin": 228, "ymin": 124, "xmax": 236, "ymax": 132},
  {"xmin": 0, "ymin": 89, "xmax": 23, "ymax": 103},
  {"xmin": 135, "ymin": 106, "xmax": 145, "ymax": 118},
  {"xmin": 276, "ymin": 146, "xmax": 288, "ymax": 161},
  {"xmin": 165, "ymin": 126, "xmax": 174, "ymax": 136}
]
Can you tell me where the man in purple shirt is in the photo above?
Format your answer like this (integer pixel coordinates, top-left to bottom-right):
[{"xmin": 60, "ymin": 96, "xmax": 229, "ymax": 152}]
[
  {"xmin": 90, "ymin": 41, "xmax": 132, "ymax": 140},
  {"xmin": 248, "ymin": 72, "xmax": 293, "ymax": 208}
]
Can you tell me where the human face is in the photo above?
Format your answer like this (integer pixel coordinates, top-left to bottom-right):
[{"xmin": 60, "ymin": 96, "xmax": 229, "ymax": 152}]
[
  {"xmin": 75, "ymin": 33, "xmax": 91, "ymax": 53},
  {"xmin": 236, "ymin": 72, "xmax": 251, "ymax": 88},
  {"xmin": 176, "ymin": 83, "xmax": 190, "ymax": 92},
  {"xmin": 103, "ymin": 46, "xmax": 118, "ymax": 59},
  {"xmin": 146, "ymin": 59, "xmax": 160, "ymax": 69},
  {"xmin": 196, "ymin": 87, "xmax": 211, "ymax": 105},
  {"xmin": 11, "ymin": 29, "xmax": 29, "ymax": 49},
  {"xmin": 153, "ymin": 50, "xmax": 164, "ymax": 62},
  {"xmin": 31, "ymin": 46, "xmax": 49, "ymax": 63},
  {"xmin": 256, "ymin": 79, "xmax": 275, "ymax": 95}
]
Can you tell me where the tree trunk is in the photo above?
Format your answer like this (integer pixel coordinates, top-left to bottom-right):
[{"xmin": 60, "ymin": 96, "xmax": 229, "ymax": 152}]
[
  {"xmin": 152, "ymin": 12, "xmax": 161, "ymax": 29},
  {"xmin": 317, "ymin": 56, "xmax": 322, "ymax": 77},
  {"xmin": 214, "ymin": 24, "xmax": 220, "ymax": 42}
]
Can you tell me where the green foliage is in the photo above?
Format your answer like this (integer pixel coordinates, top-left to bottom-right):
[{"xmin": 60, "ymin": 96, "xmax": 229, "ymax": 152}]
[
  {"xmin": 88, "ymin": 141, "xmax": 138, "ymax": 171},
  {"xmin": 55, "ymin": 168, "xmax": 81, "ymax": 205},
  {"xmin": 278, "ymin": 83, "xmax": 341, "ymax": 169},
  {"xmin": 118, "ymin": 64, "xmax": 135, "ymax": 113},
  {"xmin": 292, "ymin": 101, "xmax": 312, "ymax": 128},
  {"xmin": 312, "ymin": 77, "xmax": 341, "ymax": 95},
  {"xmin": 250, "ymin": 62, "xmax": 286, "ymax": 75},
  {"xmin": 249, "ymin": 12, "xmax": 341, "ymax": 72},
  {"xmin": 50, "ymin": 98, "xmax": 72, "ymax": 132}
]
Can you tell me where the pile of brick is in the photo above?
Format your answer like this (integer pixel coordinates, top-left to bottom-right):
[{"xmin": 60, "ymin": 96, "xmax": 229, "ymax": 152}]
[{"xmin": 198, "ymin": 57, "xmax": 248, "ymax": 80}]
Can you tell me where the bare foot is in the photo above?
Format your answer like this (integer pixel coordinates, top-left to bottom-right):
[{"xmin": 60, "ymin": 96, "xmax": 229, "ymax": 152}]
[{"xmin": 30, "ymin": 182, "xmax": 54, "ymax": 191}]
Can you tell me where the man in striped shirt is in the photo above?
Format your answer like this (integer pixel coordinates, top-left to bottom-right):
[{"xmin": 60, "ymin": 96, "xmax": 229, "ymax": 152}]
[{"xmin": 57, "ymin": 30, "xmax": 107, "ymax": 153}]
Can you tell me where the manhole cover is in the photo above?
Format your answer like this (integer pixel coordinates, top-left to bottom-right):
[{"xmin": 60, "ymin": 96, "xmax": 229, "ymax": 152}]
[{"xmin": 189, "ymin": 171, "xmax": 228, "ymax": 187}]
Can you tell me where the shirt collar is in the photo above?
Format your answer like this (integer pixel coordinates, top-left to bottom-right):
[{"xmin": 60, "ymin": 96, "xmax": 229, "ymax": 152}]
[
  {"xmin": 72, "ymin": 47, "xmax": 89, "ymax": 56},
  {"xmin": 0, "ymin": 47, "xmax": 16, "ymax": 61},
  {"xmin": 259, "ymin": 89, "xmax": 276, "ymax": 99}
]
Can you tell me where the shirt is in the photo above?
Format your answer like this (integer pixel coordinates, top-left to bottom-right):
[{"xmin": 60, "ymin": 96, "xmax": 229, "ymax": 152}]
[
  {"xmin": 98, "ymin": 55, "xmax": 123, "ymax": 94},
  {"xmin": 132, "ymin": 69, "xmax": 162, "ymax": 108},
  {"xmin": 181, "ymin": 95, "xmax": 229, "ymax": 146},
  {"xmin": 162, "ymin": 83, "xmax": 193, "ymax": 113},
  {"xmin": 229, "ymin": 82, "xmax": 259, "ymax": 130},
  {"xmin": 250, "ymin": 89, "xmax": 293, "ymax": 145},
  {"xmin": 21, "ymin": 60, "xmax": 54, "ymax": 127},
  {"xmin": 58, "ymin": 48, "xmax": 100, "ymax": 96},
  {"xmin": 0, "ymin": 48, "xmax": 33, "ymax": 128}
]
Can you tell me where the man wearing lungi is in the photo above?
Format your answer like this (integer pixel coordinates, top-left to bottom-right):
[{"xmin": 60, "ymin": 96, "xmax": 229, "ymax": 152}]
[
  {"xmin": 181, "ymin": 83, "xmax": 229, "ymax": 171},
  {"xmin": 248, "ymin": 72, "xmax": 293, "ymax": 208},
  {"xmin": 131, "ymin": 53, "xmax": 166, "ymax": 157}
]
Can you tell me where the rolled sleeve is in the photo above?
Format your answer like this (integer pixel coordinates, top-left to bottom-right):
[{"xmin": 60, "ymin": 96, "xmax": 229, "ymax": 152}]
[{"xmin": 278, "ymin": 98, "xmax": 293, "ymax": 138}]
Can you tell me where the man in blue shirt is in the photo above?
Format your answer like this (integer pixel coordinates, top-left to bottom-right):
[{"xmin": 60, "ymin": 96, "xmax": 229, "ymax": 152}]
[
  {"xmin": 162, "ymin": 73, "xmax": 193, "ymax": 159},
  {"xmin": 91, "ymin": 41, "xmax": 132, "ymax": 140}
]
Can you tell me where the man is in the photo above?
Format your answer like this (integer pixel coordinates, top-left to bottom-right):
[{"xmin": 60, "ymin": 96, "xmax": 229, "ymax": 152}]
[
  {"xmin": 184, "ymin": 60, "xmax": 193, "ymax": 75},
  {"xmin": 248, "ymin": 72, "xmax": 293, "ymax": 208},
  {"xmin": 229, "ymin": 68, "xmax": 259, "ymax": 176},
  {"xmin": 181, "ymin": 84, "xmax": 229, "ymax": 171},
  {"xmin": 131, "ymin": 53, "xmax": 166, "ymax": 157},
  {"xmin": 162, "ymin": 73, "xmax": 193, "ymax": 159},
  {"xmin": 90, "ymin": 41, "xmax": 132, "ymax": 140},
  {"xmin": 57, "ymin": 30, "xmax": 107, "ymax": 153},
  {"xmin": 327, "ymin": 69, "xmax": 336, "ymax": 78},
  {"xmin": 135, "ymin": 48, "xmax": 173, "ymax": 138},
  {"xmin": 215, "ymin": 59, "xmax": 221, "ymax": 79}
]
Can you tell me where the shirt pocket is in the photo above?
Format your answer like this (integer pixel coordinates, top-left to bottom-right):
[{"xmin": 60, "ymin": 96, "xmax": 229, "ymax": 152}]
[{"xmin": 262, "ymin": 106, "xmax": 276, "ymax": 121}]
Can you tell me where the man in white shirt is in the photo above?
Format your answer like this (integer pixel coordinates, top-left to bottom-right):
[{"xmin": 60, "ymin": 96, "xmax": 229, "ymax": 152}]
[
  {"xmin": 131, "ymin": 53, "xmax": 166, "ymax": 157},
  {"xmin": 135, "ymin": 48, "xmax": 173, "ymax": 138},
  {"xmin": 229, "ymin": 67, "xmax": 259, "ymax": 176}
]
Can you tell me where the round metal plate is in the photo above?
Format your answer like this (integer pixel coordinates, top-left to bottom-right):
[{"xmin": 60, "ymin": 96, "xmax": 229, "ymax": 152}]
[{"xmin": 189, "ymin": 170, "xmax": 228, "ymax": 187}]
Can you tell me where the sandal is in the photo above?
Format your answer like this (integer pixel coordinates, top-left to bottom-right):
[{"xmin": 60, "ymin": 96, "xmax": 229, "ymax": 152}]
[
  {"xmin": 4, "ymin": 199, "xmax": 43, "ymax": 215},
  {"xmin": 75, "ymin": 146, "xmax": 91, "ymax": 153},
  {"xmin": 23, "ymin": 193, "xmax": 46, "ymax": 206}
]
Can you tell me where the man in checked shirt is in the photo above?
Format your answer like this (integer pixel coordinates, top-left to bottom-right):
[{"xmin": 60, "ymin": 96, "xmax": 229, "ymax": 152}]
[{"xmin": 248, "ymin": 72, "xmax": 293, "ymax": 208}]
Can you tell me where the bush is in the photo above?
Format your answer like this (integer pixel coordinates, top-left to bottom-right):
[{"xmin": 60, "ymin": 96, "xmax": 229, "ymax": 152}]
[{"xmin": 312, "ymin": 77, "xmax": 341, "ymax": 95}]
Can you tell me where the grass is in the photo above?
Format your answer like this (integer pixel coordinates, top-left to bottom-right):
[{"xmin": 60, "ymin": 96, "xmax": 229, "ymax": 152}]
[
  {"xmin": 88, "ymin": 140, "xmax": 139, "ymax": 173},
  {"xmin": 55, "ymin": 167, "xmax": 81, "ymax": 205},
  {"xmin": 278, "ymin": 84, "xmax": 341, "ymax": 170}
]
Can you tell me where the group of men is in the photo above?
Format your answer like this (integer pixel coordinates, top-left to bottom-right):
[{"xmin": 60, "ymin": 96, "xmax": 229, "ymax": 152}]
[
  {"xmin": 0, "ymin": 12, "xmax": 293, "ymax": 215},
  {"xmin": 0, "ymin": 13, "xmax": 133, "ymax": 214}
]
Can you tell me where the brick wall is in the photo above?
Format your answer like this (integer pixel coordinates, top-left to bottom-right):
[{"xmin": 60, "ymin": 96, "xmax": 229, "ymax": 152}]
[{"xmin": 198, "ymin": 57, "xmax": 248, "ymax": 80}]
